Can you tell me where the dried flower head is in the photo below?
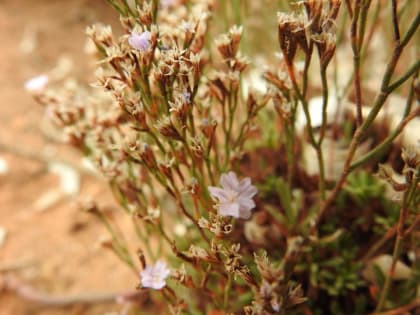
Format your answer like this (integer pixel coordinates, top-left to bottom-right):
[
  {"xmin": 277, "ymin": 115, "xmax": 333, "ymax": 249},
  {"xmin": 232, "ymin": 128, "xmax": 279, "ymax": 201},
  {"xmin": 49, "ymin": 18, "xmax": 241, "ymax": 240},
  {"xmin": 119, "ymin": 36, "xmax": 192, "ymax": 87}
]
[
  {"xmin": 155, "ymin": 116, "xmax": 183, "ymax": 141},
  {"xmin": 277, "ymin": 12, "xmax": 308, "ymax": 65},
  {"xmin": 312, "ymin": 31, "xmax": 336, "ymax": 68},
  {"xmin": 215, "ymin": 25, "xmax": 243, "ymax": 59},
  {"xmin": 208, "ymin": 171, "xmax": 258, "ymax": 219}
]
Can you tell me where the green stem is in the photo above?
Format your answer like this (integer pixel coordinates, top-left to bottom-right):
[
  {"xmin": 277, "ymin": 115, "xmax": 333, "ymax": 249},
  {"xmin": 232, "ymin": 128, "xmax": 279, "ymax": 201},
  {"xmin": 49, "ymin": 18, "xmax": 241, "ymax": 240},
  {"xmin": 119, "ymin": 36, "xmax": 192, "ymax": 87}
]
[
  {"xmin": 375, "ymin": 232, "xmax": 403, "ymax": 311},
  {"xmin": 315, "ymin": 11, "xmax": 420, "ymax": 225},
  {"xmin": 291, "ymin": 80, "xmax": 326, "ymax": 200},
  {"xmin": 387, "ymin": 59, "xmax": 420, "ymax": 93},
  {"xmin": 318, "ymin": 67, "xmax": 329, "ymax": 146},
  {"xmin": 351, "ymin": 109, "xmax": 419, "ymax": 171},
  {"xmin": 223, "ymin": 273, "xmax": 232, "ymax": 310}
]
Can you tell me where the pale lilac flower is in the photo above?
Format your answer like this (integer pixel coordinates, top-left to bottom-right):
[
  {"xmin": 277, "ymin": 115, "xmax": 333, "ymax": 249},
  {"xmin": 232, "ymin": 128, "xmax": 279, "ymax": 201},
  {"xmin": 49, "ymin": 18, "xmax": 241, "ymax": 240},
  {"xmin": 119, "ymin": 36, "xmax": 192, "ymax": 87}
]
[
  {"xmin": 24, "ymin": 74, "xmax": 48, "ymax": 92},
  {"xmin": 128, "ymin": 31, "xmax": 151, "ymax": 52},
  {"xmin": 182, "ymin": 90, "xmax": 191, "ymax": 103},
  {"xmin": 140, "ymin": 260, "xmax": 170, "ymax": 290},
  {"xmin": 208, "ymin": 171, "xmax": 258, "ymax": 219}
]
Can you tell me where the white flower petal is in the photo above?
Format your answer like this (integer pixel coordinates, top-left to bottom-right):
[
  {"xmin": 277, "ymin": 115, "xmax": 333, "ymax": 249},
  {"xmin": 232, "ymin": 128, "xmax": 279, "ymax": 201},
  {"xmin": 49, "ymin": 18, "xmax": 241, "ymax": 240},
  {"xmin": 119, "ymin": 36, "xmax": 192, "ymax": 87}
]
[
  {"xmin": 239, "ymin": 177, "xmax": 251, "ymax": 190},
  {"xmin": 239, "ymin": 184, "xmax": 258, "ymax": 199},
  {"xmin": 220, "ymin": 171, "xmax": 239, "ymax": 190},
  {"xmin": 208, "ymin": 186, "xmax": 230, "ymax": 202},
  {"xmin": 209, "ymin": 171, "xmax": 257, "ymax": 219},
  {"xmin": 140, "ymin": 260, "xmax": 170, "ymax": 290},
  {"xmin": 219, "ymin": 202, "xmax": 240, "ymax": 218},
  {"xmin": 238, "ymin": 196, "xmax": 256, "ymax": 210}
]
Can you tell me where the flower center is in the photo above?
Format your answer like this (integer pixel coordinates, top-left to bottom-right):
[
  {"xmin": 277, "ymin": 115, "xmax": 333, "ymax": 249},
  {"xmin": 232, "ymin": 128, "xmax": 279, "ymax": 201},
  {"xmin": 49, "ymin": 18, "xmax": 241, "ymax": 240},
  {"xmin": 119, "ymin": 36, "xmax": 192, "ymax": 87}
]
[{"xmin": 227, "ymin": 190, "xmax": 238, "ymax": 202}]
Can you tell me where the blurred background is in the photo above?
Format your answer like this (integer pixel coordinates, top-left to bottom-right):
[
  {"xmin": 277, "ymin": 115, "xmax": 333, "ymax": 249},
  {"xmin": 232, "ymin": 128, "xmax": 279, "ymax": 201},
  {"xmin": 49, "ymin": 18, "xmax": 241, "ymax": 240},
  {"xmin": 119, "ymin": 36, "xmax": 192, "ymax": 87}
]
[{"xmin": 0, "ymin": 1, "xmax": 139, "ymax": 314}]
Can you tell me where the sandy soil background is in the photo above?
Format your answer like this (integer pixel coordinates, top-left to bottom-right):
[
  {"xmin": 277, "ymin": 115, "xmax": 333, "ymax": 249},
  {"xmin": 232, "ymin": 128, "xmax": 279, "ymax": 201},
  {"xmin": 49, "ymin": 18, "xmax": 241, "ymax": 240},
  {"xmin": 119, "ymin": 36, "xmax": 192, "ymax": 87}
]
[{"xmin": 0, "ymin": 1, "xmax": 139, "ymax": 314}]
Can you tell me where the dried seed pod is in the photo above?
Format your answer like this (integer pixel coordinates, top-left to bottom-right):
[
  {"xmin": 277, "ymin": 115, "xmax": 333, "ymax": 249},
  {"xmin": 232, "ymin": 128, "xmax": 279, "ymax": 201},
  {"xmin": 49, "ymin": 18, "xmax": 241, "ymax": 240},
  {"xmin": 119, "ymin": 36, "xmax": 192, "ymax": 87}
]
[
  {"xmin": 155, "ymin": 116, "xmax": 183, "ymax": 141},
  {"xmin": 401, "ymin": 146, "xmax": 420, "ymax": 169},
  {"xmin": 304, "ymin": 0, "xmax": 323, "ymax": 33},
  {"xmin": 86, "ymin": 24, "xmax": 113, "ymax": 48},
  {"xmin": 200, "ymin": 118, "xmax": 217, "ymax": 139},
  {"xmin": 215, "ymin": 25, "xmax": 243, "ymax": 59},
  {"xmin": 140, "ymin": 143, "xmax": 158, "ymax": 170},
  {"xmin": 186, "ymin": 177, "xmax": 201, "ymax": 196},
  {"xmin": 377, "ymin": 164, "xmax": 408, "ymax": 192},
  {"xmin": 158, "ymin": 160, "xmax": 174, "ymax": 181},
  {"xmin": 277, "ymin": 13, "xmax": 302, "ymax": 65},
  {"xmin": 312, "ymin": 31, "xmax": 336, "ymax": 69}
]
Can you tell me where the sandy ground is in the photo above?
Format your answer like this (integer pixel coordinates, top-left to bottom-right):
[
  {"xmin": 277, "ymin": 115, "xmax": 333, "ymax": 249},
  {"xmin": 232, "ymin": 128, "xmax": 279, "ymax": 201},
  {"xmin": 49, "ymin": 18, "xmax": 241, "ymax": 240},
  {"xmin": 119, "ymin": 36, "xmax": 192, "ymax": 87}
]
[{"xmin": 0, "ymin": 1, "xmax": 139, "ymax": 314}]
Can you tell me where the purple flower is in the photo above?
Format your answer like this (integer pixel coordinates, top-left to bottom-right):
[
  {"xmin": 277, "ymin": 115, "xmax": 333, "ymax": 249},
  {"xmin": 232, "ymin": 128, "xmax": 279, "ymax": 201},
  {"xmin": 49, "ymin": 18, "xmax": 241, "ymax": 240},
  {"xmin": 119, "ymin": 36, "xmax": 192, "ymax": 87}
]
[
  {"xmin": 140, "ymin": 260, "xmax": 170, "ymax": 290},
  {"xmin": 208, "ymin": 171, "xmax": 258, "ymax": 219},
  {"xmin": 128, "ymin": 31, "xmax": 151, "ymax": 52},
  {"xmin": 182, "ymin": 91, "xmax": 191, "ymax": 103}
]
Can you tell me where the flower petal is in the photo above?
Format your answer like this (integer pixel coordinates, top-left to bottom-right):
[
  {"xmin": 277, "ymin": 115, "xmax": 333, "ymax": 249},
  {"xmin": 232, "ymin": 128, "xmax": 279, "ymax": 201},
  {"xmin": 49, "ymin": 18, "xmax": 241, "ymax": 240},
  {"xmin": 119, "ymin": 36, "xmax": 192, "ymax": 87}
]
[
  {"xmin": 239, "ymin": 177, "xmax": 251, "ymax": 190},
  {"xmin": 239, "ymin": 184, "xmax": 258, "ymax": 198},
  {"xmin": 128, "ymin": 31, "xmax": 151, "ymax": 51},
  {"xmin": 219, "ymin": 202, "xmax": 240, "ymax": 218},
  {"xmin": 220, "ymin": 172, "xmax": 239, "ymax": 190},
  {"xmin": 238, "ymin": 196, "xmax": 256, "ymax": 210},
  {"xmin": 208, "ymin": 186, "xmax": 230, "ymax": 202}
]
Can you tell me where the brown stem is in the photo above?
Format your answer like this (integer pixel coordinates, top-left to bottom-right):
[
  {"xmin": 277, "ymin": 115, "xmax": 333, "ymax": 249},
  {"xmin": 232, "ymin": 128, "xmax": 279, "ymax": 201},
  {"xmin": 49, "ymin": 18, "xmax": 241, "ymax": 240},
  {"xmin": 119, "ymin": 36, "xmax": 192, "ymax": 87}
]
[
  {"xmin": 370, "ymin": 299, "xmax": 420, "ymax": 315},
  {"xmin": 361, "ymin": 226, "xmax": 397, "ymax": 262},
  {"xmin": 391, "ymin": 0, "xmax": 401, "ymax": 43},
  {"xmin": 345, "ymin": 0, "xmax": 354, "ymax": 17},
  {"xmin": 351, "ymin": 0, "xmax": 363, "ymax": 126},
  {"xmin": 403, "ymin": 213, "xmax": 420, "ymax": 236},
  {"xmin": 314, "ymin": 11, "xmax": 419, "ymax": 228}
]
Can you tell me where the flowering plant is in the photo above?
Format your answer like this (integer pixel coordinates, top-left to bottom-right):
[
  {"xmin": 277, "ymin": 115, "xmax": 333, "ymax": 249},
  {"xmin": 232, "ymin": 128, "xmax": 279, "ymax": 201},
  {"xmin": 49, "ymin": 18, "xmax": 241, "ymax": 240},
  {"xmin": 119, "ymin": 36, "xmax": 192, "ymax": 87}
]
[{"xmin": 32, "ymin": 0, "xmax": 419, "ymax": 314}]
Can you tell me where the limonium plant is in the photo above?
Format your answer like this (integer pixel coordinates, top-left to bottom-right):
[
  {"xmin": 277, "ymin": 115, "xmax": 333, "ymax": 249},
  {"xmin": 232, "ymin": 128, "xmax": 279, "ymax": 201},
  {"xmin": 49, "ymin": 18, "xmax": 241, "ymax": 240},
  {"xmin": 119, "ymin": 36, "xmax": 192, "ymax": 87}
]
[{"xmin": 32, "ymin": 0, "xmax": 420, "ymax": 314}]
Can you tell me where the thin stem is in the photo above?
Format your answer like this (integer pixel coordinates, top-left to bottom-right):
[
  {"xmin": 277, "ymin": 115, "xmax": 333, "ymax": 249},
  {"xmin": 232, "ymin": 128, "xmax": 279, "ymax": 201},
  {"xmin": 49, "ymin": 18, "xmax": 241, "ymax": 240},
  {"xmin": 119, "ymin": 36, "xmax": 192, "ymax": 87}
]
[
  {"xmin": 371, "ymin": 299, "xmax": 420, "ymax": 315},
  {"xmin": 375, "ymin": 191, "xmax": 410, "ymax": 311},
  {"xmin": 350, "ymin": 92, "xmax": 418, "ymax": 171},
  {"xmin": 387, "ymin": 59, "xmax": 420, "ymax": 93},
  {"xmin": 375, "ymin": 234, "xmax": 402, "ymax": 311},
  {"xmin": 314, "ymin": 12, "xmax": 419, "ymax": 226},
  {"xmin": 351, "ymin": 0, "xmax": 363, "ymax": 126},
  {"xmin": 391, "ymin": 0, "xmax": 401, "ymax": 43},
  {"xmin": 318, "ymin": 67, "xmax": 329, "ymax": 145},
  {"xmin": 289, "ymin": 70, "xmax": 326, "ymax": 200},
  {"xmin": 223, "ymin": 273, "xmax": 232, "ymax": 310},
  {"xmin": 345, "ymin": 0, "xmax": 354, "ymax": 18},
  {"xmin": 362, "ymin": 226, "xmax": 397, "ymax": 262}
]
